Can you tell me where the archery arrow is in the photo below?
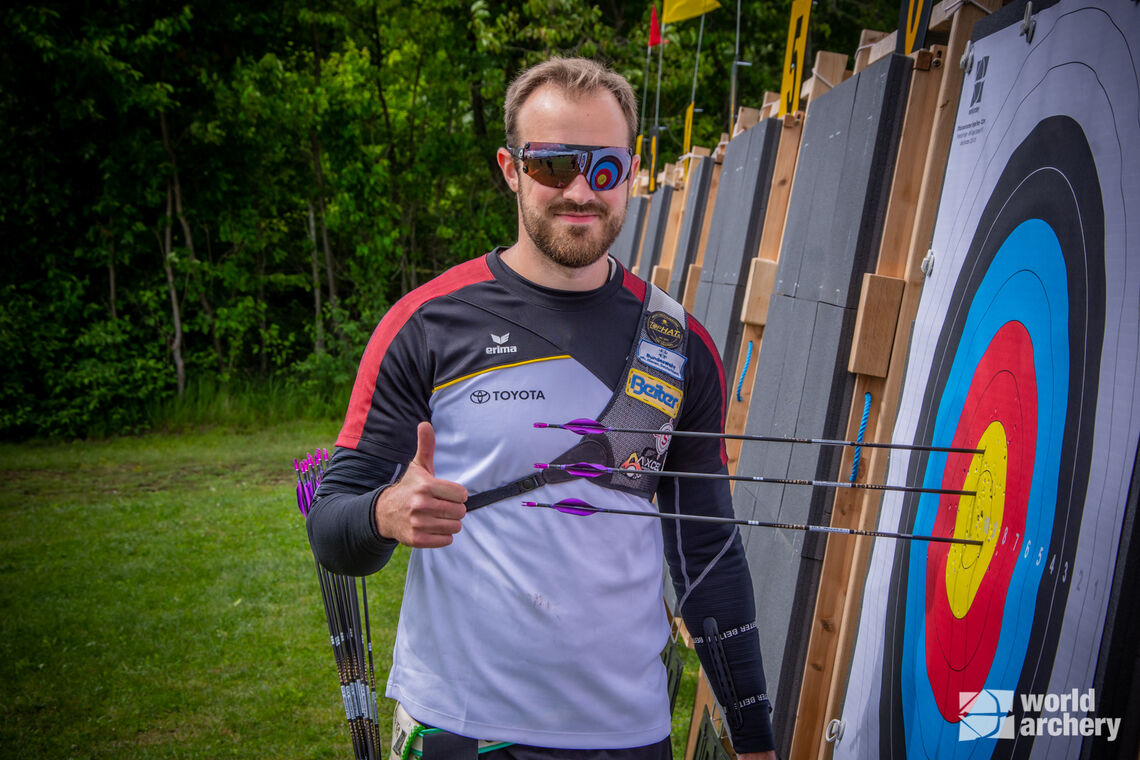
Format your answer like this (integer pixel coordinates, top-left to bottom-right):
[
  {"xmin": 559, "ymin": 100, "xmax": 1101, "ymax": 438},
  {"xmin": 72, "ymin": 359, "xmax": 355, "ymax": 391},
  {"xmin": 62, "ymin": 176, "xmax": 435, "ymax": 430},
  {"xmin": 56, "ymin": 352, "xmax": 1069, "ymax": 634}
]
[
  {"xmin": 535, "ymin": 461, "xmax": 976, "ymax": 497},
  {"xmin": 535, "ymin": 418, "xmax": 984, "ymax": 455},
  {"xmin": 523, "ymin": 498, "xmax": 983, "ymax": 546},
  {"xmin": 291, "ymin": 448, "xmax": 381, "ymax": 760}
]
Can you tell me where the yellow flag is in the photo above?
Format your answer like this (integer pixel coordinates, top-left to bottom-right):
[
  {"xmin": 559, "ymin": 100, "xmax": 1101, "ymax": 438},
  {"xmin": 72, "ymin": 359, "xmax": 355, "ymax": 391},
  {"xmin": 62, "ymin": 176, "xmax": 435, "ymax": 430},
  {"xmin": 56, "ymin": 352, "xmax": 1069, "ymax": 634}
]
[
  {"xmin": 683, "ymin": 102, "xmax": 695, "ymax": 158},
  {"xmin": 662, "ymin": 0, "xmax": 720, "ymax": 25},
  {"xmin": 682, "ymin": 102, "xmax": 695, "ymax": 179},
  {"xmin": 649, "ymin": 134, "xmax": 658, "ymax": 193},
  {"xmin": 779, "ymin": 0, "xmax": 812, "ymax": 116}
]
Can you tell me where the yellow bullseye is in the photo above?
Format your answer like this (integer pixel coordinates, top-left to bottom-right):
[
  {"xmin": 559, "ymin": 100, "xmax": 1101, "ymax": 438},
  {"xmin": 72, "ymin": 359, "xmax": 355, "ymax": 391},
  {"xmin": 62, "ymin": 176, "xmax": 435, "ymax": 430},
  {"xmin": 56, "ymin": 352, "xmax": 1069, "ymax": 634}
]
[{"xmin": 945, "ymin": 422, "xmax": 1008, "ymax": 618}]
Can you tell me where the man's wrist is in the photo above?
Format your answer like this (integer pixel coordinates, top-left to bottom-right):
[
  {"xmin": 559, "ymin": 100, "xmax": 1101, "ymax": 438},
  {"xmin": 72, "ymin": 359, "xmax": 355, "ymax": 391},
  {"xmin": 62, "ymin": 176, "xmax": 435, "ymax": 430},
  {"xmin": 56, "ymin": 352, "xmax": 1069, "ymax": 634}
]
[{"xmin": 369, "ymin": 483, "xmax": 399, "ymax": 544}]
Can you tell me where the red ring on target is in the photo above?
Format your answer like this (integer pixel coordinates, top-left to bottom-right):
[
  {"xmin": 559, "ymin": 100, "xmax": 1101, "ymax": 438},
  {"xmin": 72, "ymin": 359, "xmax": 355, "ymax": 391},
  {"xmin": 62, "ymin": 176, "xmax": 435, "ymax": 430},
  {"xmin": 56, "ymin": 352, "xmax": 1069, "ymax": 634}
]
[{"xmin": 925, "ymin": 320, "xmax": 1037, "ymax": 720}]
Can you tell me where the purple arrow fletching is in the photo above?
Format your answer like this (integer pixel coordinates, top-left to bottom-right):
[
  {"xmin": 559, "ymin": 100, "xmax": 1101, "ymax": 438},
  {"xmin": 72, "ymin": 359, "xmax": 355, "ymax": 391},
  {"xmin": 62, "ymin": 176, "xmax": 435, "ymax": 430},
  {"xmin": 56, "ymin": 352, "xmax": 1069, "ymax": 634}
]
[
  {"xmin": 561, "ymin": 462, "xmax": 609, "ymax": 478},
  {"xmin": 523, "ymin": 499, "xmax": 599, "ymax": 516},
  {"xmin": 552, "ymin": 498, "xmax": 599, "ymax": 516},
  {"xmin": 563, "ymin": 418, "xmax": 609, "ymax": 435}
]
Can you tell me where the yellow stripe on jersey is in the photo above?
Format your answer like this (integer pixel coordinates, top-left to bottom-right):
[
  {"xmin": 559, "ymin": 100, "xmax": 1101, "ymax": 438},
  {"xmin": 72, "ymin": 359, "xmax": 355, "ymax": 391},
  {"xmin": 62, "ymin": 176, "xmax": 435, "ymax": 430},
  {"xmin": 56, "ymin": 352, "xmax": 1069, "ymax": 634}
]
[{"xmin": 433, "ymin": 355, "xmax": 573, "ymax": 393}]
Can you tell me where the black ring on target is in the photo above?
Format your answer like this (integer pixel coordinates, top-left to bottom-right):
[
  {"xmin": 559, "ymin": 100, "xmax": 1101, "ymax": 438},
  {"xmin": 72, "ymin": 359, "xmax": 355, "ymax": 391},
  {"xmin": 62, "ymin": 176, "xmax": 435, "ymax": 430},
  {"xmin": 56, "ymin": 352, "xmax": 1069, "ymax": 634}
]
[{"xmin": 879, "ymin": 116, "xmax": 1106, "ymax": 758}]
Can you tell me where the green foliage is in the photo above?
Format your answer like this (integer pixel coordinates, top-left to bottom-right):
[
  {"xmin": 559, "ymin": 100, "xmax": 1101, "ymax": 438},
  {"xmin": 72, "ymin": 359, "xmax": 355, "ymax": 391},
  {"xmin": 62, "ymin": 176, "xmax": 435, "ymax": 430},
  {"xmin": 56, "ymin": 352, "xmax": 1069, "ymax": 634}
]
[{"xmin": 2, "ymin": 1, "xmax": 898, "ymax": 439}]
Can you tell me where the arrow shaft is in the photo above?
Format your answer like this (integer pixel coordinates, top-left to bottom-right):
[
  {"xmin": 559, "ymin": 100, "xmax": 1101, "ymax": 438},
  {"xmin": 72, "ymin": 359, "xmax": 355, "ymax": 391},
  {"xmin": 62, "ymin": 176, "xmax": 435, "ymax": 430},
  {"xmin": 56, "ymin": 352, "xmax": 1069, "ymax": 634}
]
[
  {"xmin": 544, "ymin": 463, "xmax": 975, "ymax": 497},
  {"xmin": 523, "ymin": 501, "xmax": 982, "ymax": 546},
  {"xmin": 536, "ymin": 420, "xmax": 983, "ymax": 455}
]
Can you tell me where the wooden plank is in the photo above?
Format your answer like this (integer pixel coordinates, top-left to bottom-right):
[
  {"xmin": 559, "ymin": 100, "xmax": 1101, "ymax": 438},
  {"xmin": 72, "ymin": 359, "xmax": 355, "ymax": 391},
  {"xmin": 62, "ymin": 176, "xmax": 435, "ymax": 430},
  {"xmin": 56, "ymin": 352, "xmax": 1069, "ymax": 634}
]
[
  {"xmin": 788, "ymin": 372, "xmax": 885, "ymax": 757},
  {"xmin": 658, "ymin": 179, "xmax": 688, "ymax": 276},
  {"xmin": 694, "ymin": 158, "xmax": 723, "ymax": 271},
  {"xmin": 627, "ymin": 197, "xmax": 653, "ymax": 275},
  {"xmin": 777, "ymin": 54, "xmax": 912, "ymax": 310},
  {"xmin": 854, "ymin": 29, "xmax": 889, "ymax": 73},
  {"xmin": 685, "ymin": 666, "xmax": 723, "ymax": 760},
  {"xmin": 611, "ymin": 195, "xmax": 649, "ymax": 269},
  {"xmin": 847, "ymin": 273, "xmax": 906, "ymax": 377},
  {"xmin": 669, "ymin": 157, "xmax": 714, "ymax": 299},
  {"xmin": 673, "ymin": 153, "xmax": 722, "ymax": 305},
  {"xmin": 650, "ymin": 265, "xmax": 671, "ymax": 291},
  {"xmin": 692, "ymin": 120, "xmax": 781, "ymax": 375},
  {"xmin": 638, "ymin": 186, "xmax": 675, "ymax": 276},
  {"xmin": 733, "ymin": 106, "xmax": 762, "ymax": 137},
  {"xmin": 760, "ymin": 90, "xmax": 781, "ymax": 120},
  {"xmin": 801, "ymin": 51, "xmax": 849, "ymax": 104},
  {"xmin": 634, "ymin": 168, "xmax": 651, "ymax": 196},
  {"xmin": 737, "ymin": 52, "xmax": 913, "ymax": 756},
  {"xmin": 872, "ymin": 48, "xmax": 944, "ymax": 279},
  {"xmin": 677, "ymin": 150, "xmax": 724, "ymax": 306},
  {"xmin": 740, "ymin": 257, "xmax": 779, "ymax": 326},
  {"xmin": 723, "ymin": 257, "xmax": 779, "ymax": 472},
  {"xmin": 724, "ymin": 321, "xmax": 763, "ymax": 473},
  {"xmin": 755, "ymin": 113, "xmax": 805, "ymax": 264},
  {"xmin": 722, "ymin": 111, "xmax": 804, "ymax": 469},
  {"xmin": 711, "ymin": 133, "xmax": 730, "ymax": 163},
  {"xmin": 787, "ymin": 49, "xmax": 945, "ymax": 760},
  {"xmin": 867, "ymin": 30, "xmax": 897, "ymax": 68},
  {"xmin": 682, "ymin": 264, "xmax": 702, "ymax": 313},
  {"xmin": 790, "ymin": 5, "xmax": 1000, "ymax": 757}
]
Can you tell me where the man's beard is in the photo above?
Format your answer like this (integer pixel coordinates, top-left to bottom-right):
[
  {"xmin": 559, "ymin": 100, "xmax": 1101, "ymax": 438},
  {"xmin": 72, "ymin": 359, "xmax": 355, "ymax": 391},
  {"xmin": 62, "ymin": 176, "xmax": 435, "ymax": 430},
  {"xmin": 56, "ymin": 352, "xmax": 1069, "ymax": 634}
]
[{"xmin": 518, "ymin": 191, "xmax": 627, "ymax": 269}]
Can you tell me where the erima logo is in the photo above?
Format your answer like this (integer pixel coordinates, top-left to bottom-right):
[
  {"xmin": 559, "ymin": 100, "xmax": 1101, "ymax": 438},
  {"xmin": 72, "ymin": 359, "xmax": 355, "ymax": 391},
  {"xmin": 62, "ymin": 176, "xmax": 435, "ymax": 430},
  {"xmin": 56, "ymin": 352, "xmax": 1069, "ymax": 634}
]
[
  {"xmin": 486, "ymin": 332, "xmax": 517, "ymax": 355},
  {"xmin": 625, "ymin": 369, "xmax": 682, "ymax": 416}
]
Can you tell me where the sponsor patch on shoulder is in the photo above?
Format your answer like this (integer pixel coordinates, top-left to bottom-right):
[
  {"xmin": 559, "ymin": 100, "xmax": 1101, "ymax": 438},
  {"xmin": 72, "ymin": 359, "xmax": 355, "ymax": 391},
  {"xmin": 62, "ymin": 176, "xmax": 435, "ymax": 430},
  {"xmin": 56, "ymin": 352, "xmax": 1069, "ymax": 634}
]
[
  {"xmin": 637, "ymin": 339, "xmax": 685, "ymax": 380},
  {"xmin": 619, "ymin": 447, "xmax": 664, "ymax": 479},
  {"xmin": 647, "ymin": 311, "xmax": 683, "ymax": 349},
  {"xmin": 625, "ymin": 368, "xmax": 683, "ymax": 416}
]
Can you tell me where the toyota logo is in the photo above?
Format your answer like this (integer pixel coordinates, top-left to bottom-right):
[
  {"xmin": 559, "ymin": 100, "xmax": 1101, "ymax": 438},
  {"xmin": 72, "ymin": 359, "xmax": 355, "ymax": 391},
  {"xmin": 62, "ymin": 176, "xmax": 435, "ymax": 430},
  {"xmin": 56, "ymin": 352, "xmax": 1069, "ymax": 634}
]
[{"xmin": 470, "ymin": 389, "xmax": 490, "ymax": 404}]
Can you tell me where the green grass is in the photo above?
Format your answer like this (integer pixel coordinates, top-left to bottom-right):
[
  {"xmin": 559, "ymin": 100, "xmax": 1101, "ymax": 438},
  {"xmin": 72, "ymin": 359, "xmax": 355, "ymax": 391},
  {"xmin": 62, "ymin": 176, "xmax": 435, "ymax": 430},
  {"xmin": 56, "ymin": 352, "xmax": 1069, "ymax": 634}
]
[
  {"xmin": 0, "ymin": 423, "xmax": 703, "ymax": 759},
  {"xmin": 0, "ymin": 421, "xmax": 407, "ymax": 759}
]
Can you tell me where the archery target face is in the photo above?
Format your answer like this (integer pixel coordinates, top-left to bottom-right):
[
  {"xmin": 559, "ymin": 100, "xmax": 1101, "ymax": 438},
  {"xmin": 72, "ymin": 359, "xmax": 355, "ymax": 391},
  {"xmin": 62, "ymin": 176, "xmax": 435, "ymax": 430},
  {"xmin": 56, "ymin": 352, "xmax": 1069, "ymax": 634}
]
[
  {"xmin": 830, "ymin": 3, "xmax": 1140, "ymax": 758},
  {"xmin": 893, "ymin": 116, "xmax": 1104, "ymax": 754}
]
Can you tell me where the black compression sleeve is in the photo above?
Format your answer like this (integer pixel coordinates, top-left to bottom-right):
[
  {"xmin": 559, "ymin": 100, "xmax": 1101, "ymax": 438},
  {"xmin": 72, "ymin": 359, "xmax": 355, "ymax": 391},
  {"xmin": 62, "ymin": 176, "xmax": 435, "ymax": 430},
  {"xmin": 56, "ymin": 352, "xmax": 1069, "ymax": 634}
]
[
  {"xmin": 306, "ymin": 447, "xmax": 402, "ymax": 576},
  {"xmin": 659, "ymin": 471, "xmax": 775, "ymax": 754}
]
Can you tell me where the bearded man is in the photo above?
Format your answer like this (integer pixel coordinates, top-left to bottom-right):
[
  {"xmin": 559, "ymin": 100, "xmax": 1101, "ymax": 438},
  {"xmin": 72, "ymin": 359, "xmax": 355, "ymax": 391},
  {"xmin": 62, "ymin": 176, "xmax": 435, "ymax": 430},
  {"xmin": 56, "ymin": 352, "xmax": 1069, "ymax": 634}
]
[{"xmin": 308, "ymin": 57, "xmax": 778, "ymax": 760}]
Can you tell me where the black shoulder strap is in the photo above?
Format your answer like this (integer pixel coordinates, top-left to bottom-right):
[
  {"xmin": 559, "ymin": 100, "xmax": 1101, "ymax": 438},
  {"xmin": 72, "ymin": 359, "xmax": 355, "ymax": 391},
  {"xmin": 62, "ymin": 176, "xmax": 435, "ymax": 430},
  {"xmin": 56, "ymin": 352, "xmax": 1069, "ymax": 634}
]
[{"xmin": 466, "ymin": 282, "xmax": 690, "ymax": 512}]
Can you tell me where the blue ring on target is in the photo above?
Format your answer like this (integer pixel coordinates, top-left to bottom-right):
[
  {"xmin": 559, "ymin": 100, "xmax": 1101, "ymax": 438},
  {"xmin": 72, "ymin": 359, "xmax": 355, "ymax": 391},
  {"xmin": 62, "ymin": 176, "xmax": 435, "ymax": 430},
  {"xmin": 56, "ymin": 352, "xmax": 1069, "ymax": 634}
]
[
  {"xmin": 900, "ymin": 221, "xmax": 1069, "ymax": 756},
  {"xmin": 881, "ymin": 115, "xmax": 1106, "ymax": 759}
]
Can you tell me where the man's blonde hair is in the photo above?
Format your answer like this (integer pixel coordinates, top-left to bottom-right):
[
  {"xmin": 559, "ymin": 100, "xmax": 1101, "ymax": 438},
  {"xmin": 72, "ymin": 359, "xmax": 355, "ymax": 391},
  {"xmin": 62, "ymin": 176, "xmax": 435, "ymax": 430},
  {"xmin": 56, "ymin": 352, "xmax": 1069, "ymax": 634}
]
[{"xmin": 504, "ymin": 57, "xmax": 638, "ymax": 148}]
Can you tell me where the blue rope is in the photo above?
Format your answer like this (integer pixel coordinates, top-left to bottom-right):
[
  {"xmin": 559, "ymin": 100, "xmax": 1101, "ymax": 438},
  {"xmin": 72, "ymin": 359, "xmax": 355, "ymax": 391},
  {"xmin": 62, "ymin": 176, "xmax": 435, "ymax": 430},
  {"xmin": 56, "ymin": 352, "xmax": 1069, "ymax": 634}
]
[
  {"xmin": 851, "ymin": 392, "xmax": 871, "ymax": 482},
  {"xmin": 736, "ymin": 341, "xmax": 753, "ymax": 402}
]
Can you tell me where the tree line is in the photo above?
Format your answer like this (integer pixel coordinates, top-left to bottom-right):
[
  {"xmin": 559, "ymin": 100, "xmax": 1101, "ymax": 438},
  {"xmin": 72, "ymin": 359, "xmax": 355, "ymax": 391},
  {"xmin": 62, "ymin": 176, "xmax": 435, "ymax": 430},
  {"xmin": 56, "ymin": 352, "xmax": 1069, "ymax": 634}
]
[{"xmin": 1, "ymin": 1, "xmax": 894, "ymax": 439}]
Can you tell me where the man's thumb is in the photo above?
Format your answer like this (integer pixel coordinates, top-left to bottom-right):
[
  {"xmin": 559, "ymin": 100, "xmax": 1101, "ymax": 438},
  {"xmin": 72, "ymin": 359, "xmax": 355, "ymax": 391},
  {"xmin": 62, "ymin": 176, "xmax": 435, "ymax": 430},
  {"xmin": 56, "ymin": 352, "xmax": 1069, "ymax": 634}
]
[{"xmin": 411, "ymin": 421, "xmax": 436, "ymax": 475}]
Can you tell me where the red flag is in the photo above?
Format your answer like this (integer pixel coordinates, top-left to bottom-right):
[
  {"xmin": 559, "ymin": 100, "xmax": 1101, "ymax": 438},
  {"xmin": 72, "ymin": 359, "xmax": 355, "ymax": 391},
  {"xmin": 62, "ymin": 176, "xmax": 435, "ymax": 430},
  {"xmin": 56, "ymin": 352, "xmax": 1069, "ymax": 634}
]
[{"xmin": 649, "ymin": 5, "xmax": 663, "ymax": 47}]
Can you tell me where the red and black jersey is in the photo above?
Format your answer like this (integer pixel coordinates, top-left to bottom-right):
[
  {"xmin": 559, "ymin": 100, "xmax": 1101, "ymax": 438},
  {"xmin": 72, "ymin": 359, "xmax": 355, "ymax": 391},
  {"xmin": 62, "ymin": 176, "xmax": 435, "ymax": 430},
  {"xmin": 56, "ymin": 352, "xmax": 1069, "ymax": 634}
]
[{"xmin": 309, "ymin": 249, "xmax": 775, "ymax": 753}]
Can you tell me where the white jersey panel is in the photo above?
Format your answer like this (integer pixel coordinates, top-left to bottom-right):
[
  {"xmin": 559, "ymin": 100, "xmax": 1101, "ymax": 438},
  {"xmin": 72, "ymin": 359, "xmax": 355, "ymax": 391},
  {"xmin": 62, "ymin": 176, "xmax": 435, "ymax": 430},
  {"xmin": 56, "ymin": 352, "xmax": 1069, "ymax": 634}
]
[{"xmin": 387, "ymin": 356, "xmax": 673, "ymax": 748}]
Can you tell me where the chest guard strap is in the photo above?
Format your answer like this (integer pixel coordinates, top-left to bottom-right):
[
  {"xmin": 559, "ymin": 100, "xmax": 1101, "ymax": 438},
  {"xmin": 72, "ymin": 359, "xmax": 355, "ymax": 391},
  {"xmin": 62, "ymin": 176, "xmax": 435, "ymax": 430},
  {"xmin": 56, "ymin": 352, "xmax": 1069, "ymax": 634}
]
[{"xmin": 466, "ymin": 282, "xmax": 689, "ymax": 511}]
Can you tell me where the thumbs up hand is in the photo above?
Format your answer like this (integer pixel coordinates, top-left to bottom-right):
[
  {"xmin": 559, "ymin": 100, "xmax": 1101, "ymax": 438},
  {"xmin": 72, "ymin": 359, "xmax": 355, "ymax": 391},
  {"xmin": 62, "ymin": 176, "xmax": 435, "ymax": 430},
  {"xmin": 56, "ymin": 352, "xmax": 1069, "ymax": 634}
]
[{"xmin": 374, "ymin": 421, "xmax": 469, "ymax": 548}]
